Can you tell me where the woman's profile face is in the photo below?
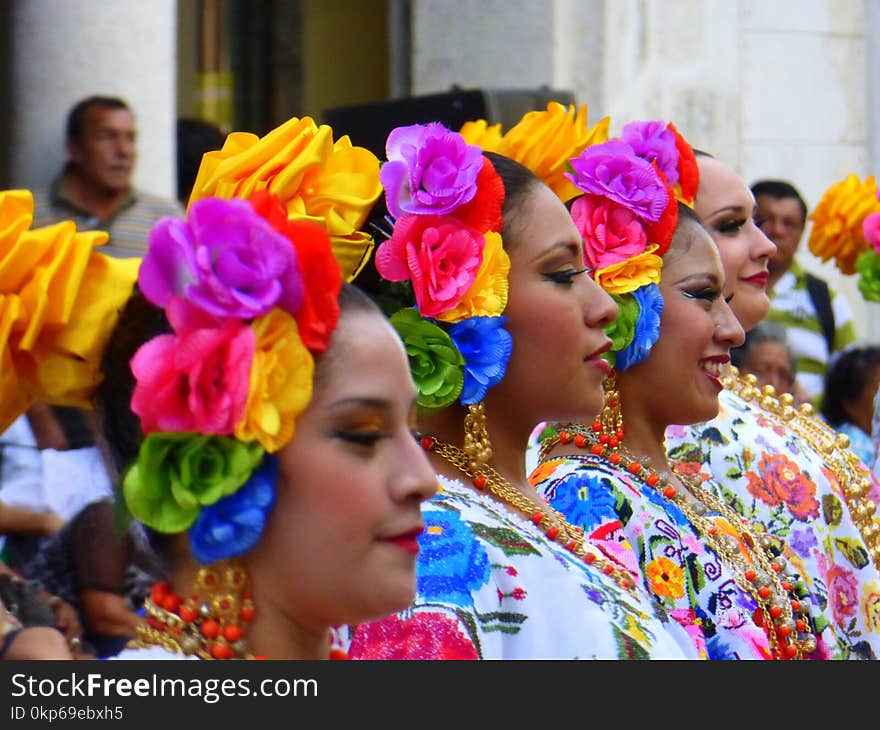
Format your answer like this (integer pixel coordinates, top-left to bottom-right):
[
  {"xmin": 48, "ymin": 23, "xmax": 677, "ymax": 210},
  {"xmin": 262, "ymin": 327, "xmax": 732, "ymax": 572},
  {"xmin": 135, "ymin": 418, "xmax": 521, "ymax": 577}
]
[
  {"xmin": 622, "ymin": 222, "xmax": 745, "ymax": 427},
  {"xmin": 694, "ymin": 156, "xmax": 775, "ymax": 331},
  {"xmin": 250, "ymin": 308, "xmax": 437, "ymax": 628},
  {"xmin": 491, "ymin": 181, "xmax": 618, "ymax": 424}
]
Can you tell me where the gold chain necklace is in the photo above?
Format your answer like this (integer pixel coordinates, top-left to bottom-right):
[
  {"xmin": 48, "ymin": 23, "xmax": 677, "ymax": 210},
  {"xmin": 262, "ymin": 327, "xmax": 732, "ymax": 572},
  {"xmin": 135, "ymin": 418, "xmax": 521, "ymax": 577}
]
[
  {"xmin": 419, "ymin": 434, "xmax": 638, "ymax": 593},
  {"xmin": 539, "ymin": 425, "xmax": 818, "ymax": 660},
  {"xmin": 723, "ymin": 368, "xmax": 880, "ymax": 569}
]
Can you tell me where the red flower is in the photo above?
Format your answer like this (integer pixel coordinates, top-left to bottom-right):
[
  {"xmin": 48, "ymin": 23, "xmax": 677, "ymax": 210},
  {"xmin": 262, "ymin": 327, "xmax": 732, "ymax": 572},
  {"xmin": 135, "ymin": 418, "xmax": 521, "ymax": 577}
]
[
  {"xmin": 745, "ymin": 453, "xmax": 820, "ymax": 521},
  {"xmin": 247, "ymin": 191, "xmax": 341, "ymax": 352},
  {"xmin": 349, "ymin": 613, "xmax": 478, "ymax": 660},
  {"xmin": 669, "ymin": 123, "xmax": 698, "ymax": 205},
  {"xmin": 510, "ymin": 587, "xmax": 527, "ymax": 601},
  {"xmin": 451, "ymin": 157, "xmax": 504, "ymax": 233},
  {"xmin": 644, "ymin": 173, "xmax": 677, "ymax": 256}
]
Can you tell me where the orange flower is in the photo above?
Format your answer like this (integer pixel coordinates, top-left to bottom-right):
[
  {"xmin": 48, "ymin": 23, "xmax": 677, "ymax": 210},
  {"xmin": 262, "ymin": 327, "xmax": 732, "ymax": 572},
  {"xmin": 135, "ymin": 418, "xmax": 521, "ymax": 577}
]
[
  {"xmin": 646, "ymin": 555, "xmax": 685, "ymax": 599},
  {"xmin": 188, "ymin": 116, "xmax": 382, "ymax": 281},
  {"xmin": 495, "ymin": 102, "xmax": 610, "ymax": 202},
  {"xmin": 745, "ymin": 452, "xmax": 820, "ymax": 521},
  {"xmin": 807, "ymin": 173, "xmax": 880, "ymax": 275}
]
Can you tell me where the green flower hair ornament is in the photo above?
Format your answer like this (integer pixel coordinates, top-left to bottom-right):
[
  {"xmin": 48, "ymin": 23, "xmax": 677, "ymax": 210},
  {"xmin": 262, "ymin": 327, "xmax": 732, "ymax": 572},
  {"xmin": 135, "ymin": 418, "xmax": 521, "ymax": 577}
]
[
  {"xmin": 602, "ymin": 293, "xmax": 640, "ymax": 369},
  {"xmin": 390, "ymin": 308, "xmax": 465, "ymax": 411},
  {"xmin": 856, "ymin": 249, "xmax": 880, "ymax": 302},
  {"xmin": 123, "ymin": 432, "xmax": 265, "ymax": 534}
]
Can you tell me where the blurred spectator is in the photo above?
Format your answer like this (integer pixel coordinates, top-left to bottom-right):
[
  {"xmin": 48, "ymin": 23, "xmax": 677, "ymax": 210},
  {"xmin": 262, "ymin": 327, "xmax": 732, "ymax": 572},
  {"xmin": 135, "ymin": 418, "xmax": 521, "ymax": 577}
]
[
  {"xmin": 31, "ymin": 95, "xmax": 183, "ymax": 258},
  {"xmin": 21, "ymin": 499, "xmax": 161, "ymax": 658},
  {"xmin": 731, "ymin": 322, "xmax": 806, "ymax": 403},
  {"xmin": 176, "ymin": 117, "xmax": 227, "ymax": 206},
  {"xmin": 752, "ymin": 179, "xmax": 856, "ymax": 403},
  {"xmin": 821, "ymin": 345, "xmax": 880, "ymax": 465}
]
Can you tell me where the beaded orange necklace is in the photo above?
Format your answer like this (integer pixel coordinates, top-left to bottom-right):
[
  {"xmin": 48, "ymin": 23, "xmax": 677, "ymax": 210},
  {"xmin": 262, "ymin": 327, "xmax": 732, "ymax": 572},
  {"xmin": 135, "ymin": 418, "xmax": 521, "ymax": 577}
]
[
  {"xmin": 419, "ymin": 433, "xmax": 638, "ymax": 594},
  {"xmin": 539, "ymin": 425, "xmax": 819, "ymax": 660},
  {"xmin": 129, "ymin": 565, "xmax": 348, "ymax": 660}
]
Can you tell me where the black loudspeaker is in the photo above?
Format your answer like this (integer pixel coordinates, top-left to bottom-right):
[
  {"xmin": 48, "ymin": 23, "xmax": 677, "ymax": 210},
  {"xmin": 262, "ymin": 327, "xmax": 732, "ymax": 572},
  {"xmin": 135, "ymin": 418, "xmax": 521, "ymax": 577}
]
[{"xmin": 322, "ymin": 86, "xmax": 575, "ymax": 159}]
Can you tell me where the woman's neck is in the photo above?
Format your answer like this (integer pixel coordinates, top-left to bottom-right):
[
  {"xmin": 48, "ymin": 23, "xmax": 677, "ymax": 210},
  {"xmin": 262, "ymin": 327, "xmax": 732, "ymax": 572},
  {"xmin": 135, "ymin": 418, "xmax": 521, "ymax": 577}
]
[
  {"xmin": 169, "ymin": 558, "xmax": 331, "ymax": 660},
  {"xmin": 245, "ymin": 585, "xmax": 331, "ymax": 660},
  {"xmin": 420, "ymin": 403, "xmax": 531, "ymax": 497},
  {"xmin": 616, "ymin": 391, "xmax": 672, "ymax": 475}
]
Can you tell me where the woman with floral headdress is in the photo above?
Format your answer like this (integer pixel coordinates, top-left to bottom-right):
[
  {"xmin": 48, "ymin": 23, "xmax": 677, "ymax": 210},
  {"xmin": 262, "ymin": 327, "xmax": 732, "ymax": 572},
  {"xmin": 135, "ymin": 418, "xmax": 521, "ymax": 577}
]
[
  {"xmin": 348, "ymin": 114, "xmax": 700, "ymax": 659},
  {"xmin": 663, "ymin": 159, "xmax": 880, "ymax": 659},
  {"xmin": 531, "ymin": 128, "xmax": 852, "ymax": 660},
  {"xmin": 0, "ymin": 117, "xmax": 439, "ymax": 660}
]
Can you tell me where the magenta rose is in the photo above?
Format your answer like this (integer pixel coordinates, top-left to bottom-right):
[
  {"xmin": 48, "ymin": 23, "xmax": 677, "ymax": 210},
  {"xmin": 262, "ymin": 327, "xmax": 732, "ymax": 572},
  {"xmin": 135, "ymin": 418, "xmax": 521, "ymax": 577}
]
[
  {"xmin": 130, "ymin": 298, "xmax": 254, "ymax": 435},
  {"xmin": 139, "ymin": 197, "xmax": 304, "ymax": 320},
  {"xmin": 375, "ymin": 214, "xmax": 484, "ymax": 318},
  {"xmin": 620, "ymin": 120, "xmax": 680, "ymax": 187},
  {"xmin": 571, "ymin": 194, "xmax": 649, "ymax": 270},
  {"xmin": 566, "ymin": 140, "xmax": 670, "ymax": 223},
  {"xmin": 864, "ymin": 212, "xmax": 880, "ymax": 254},
  {"xmin": 380, "ymin": 122, "xmax": 484, "ymax": 219}
]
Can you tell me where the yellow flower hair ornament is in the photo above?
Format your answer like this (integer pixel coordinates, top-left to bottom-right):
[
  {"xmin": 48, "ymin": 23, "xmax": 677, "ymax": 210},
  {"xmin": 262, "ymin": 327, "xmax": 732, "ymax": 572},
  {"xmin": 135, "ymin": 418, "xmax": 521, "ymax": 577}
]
[
  {"xmin": 0, "ymin": 189, "xmax": 139, "ymax": 433},
  {"xmin": 188, "ymin": 115, "xmax": 382, "ymax": 281}
]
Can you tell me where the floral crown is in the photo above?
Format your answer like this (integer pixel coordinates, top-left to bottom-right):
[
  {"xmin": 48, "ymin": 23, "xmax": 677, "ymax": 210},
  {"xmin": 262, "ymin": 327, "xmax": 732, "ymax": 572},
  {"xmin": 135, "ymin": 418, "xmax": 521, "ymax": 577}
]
[
  {"xmin": 123, "ymin": 193, "xmax": 341, "ymax": 564},
  {"xmin": 806, "ymin": 173, "xmax": 880, "ymax": 301},
  {"xmin": 564, "ymin": 120, "xmax": 698, "ymax": 371},
  {"xmin": 0, "ymin": 190, "xmax": 139, "ymax": 433},
  {"xmin": 372, "ymin": 122, "xmax": 512, "ymax": 411},
  {"xmin": 120, "ymin": 115, "xmax": 381, "ymax": 564}
]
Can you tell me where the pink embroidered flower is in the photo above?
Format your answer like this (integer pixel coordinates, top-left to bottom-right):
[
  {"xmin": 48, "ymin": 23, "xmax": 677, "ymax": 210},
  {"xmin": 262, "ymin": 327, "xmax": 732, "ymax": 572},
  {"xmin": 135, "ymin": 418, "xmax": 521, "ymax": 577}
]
[
  {"xmin": 565, "ymin": 140, "xmax": 670, "ymax": 223},
  {"xmin": 380, "ymin": 122, "xmax": 484, "ymax": 219},
  {"xmin": 375, "ymin": 214, "xmax": 483, "ymax": 318},
  {"xmin": 745, "ymin": 453, "xmax": 820, "ymax": 521},
  {"xmin": 826, "ymin": 563, "xmax": 859, "ymax": 624},
  {"xmin": 349, "ymin": 612, "xmax": 478, "ymax": 660},
  {"xmin": 139, "ymin": 197, "xmax": 304, "ymax": 321},
  {"xmin": 620, "ymin": 120, "xmax": 680, "ymax": 187},
  {"xmin": 571, "ymin": 194, "xmax": 648, "ymax": 270},
  {"xmin": 863, "ymin": 212, "xmax": 880, "ymax": 254},
  {"xmin": 130, "ymin": 298, "xmax": 254, "ymax": 435}
]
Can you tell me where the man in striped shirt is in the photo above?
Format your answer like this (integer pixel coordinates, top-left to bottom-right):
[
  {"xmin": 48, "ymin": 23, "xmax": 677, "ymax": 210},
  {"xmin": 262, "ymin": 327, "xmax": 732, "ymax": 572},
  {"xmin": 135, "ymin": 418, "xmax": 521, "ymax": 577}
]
[
  {"xmin": 752, "ymin": 179, "xmax": 856, "ymax": 404},
  {"xmin": 31, "ymin": 95, "xmax": 182, "ymax": 258}
]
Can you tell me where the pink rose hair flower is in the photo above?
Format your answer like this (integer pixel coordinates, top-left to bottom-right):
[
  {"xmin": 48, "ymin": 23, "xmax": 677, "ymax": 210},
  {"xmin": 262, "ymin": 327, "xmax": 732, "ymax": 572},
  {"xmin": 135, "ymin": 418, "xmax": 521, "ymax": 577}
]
[
  {"xmin": 130, "ymin": 298, "xmax": 255, "ymax": 435},
  {"xmin": 380, "ymin": 122, "xmax": 485, "ymax": 219},
  {"xmin": 566, "ymin": 140, "xmax": 670, "ymax": 223},
  {"xmin": 375, "ymin": 214, "xmax": 484, "ymax": 318},
  {"xmin": 571, "ymin": 194, "xmax": 649, "ymax": 270},
  {"xmin": 139, "ymin": 197, "xmax": 304, "ymax": 321}
]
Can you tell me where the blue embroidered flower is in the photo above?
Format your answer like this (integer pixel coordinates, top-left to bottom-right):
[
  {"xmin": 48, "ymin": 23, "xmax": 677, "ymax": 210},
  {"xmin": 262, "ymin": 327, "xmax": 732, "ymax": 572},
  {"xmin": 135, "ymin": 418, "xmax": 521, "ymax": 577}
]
[
  {"xmin": 416, "ymin": 507, "xmax": 491, "ymax": 606},
  {"xmin": 188, "ymin": 455, "xmax": 277, "ymax": 564},
  {"xmin": 448, "ymin": 316, "xmax": 512, "ymax": 404},
  {"xmin": 615, "ymin": 284, "xmax": 663, "ymax": 371},
  {"xmin": 545, "ymin": 471, "xmax": 618, "ymax": 530}
]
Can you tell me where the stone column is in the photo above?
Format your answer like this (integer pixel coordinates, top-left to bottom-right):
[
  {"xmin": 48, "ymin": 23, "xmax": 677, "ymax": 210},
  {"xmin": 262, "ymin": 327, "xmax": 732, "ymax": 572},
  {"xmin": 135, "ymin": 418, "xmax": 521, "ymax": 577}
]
[{"xmin": 8, "ymin": 0, "xmax": 178, "ymax": 198}]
